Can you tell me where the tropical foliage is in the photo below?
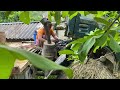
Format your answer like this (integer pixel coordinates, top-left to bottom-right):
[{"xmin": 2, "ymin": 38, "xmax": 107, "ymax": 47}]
[
  {"xmin": 48, "ymin": 11, "xmax": 120, "ymax": 63},
  {"xmin": 0, "ymin": 11, "xmax": 47, "ymax": 23},
  {"xmin": 1, "ymin": 11, "xmax": 120, "ymax": 79}
]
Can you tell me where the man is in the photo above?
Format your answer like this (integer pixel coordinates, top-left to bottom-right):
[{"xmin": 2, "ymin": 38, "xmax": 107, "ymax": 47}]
[{"xmin": 36, "ymin": 18, "xmax": 59, "ymax": 47}]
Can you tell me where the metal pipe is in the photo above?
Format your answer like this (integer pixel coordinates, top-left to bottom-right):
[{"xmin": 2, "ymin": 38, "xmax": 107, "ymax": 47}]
[{"xmin": 44, "ymin": 54, "xmax": 66, "ymax": 79}]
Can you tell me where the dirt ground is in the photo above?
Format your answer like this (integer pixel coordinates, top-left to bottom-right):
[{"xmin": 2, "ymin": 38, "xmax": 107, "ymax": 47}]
[
  {"xmin": 6, "ymin": 42, "xmax": 35, "ymax": 51},
  {"xmin": 6, "ymin": 42, "xmax": 23, "ymax": 48}
]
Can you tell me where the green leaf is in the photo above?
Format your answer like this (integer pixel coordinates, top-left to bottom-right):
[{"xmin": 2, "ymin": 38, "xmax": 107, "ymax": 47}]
[
  {"xmin": 114, "ymin": 32, "xmax": 119, "ymax": 41},
  {"xmin": 54, "ymin": 11, "xmax": 61, "ymax": 25},
  {"xmin": 19, "ymin": 11, "xmax": 30, "ymax": 24},
  {"xmin": 94, "ymin": 32, "xmax": 108, "ymax": 47},
  {"xmin": 0, "ymin": 48, "xmax": 15, "ymax": 79},
  {"xmin": 88, "ymin": 29, "xmax": 104, "ymax": 36},
  {"xmin": 68, "ymin": 38, "xmax": 83, "ymax": 45},
  {"xmin": 79, "ymin": 11, "xmax": 84, "ymax": 15},
  {"xmin": 113, "ymin": 23, "xmax": 119, "ymax": 27},
  {"xmin": 78, "ymin": 37, "xmax": 96, "ymax": 62},
  {"xmin": 95, "ymin": 11, "xmax": 104, "ymax": 17},
  {"xmin": 70, "ymin": 43, "xmax": 81, "ymax": 51},
  {"xmin": 3, "ymin": 45, "xmax": 26, "ymax": 60},
  {"xmin": 5, "ymin": 11, "xmax": 12, "ymax": 18},
  {"xmin": 93, "ymin": 46, "xmax": 100, "ymax": 53},
  {"xmin": 68, "ymin": 35, "xmax": 93, "ymax": 46},
  {"xmin": 84, "ymin": 11, "xmax": 90, "ymax": 16},
  {"xmin": 62, "ymin": 11, "xmax": 69, "ymax": 18},
  {"xmin": 108, "ymin": 35, "xmax": 120, "ymax": 52},
  {"xmin": 94, "ymin": 29, "xmax": 105, "ymax": 34},
  {"xmin": 69, "ymin": 12, "xmax": 78, "ymax": 20},
  {"xmin": 88, "ymin": 11, "xmax": 97, "ymax": 14},
  {"xmin": 48, "ymin": 11, "xmax": 52, "ymax": 22},
  {"xmin": 111, "ymin": 26, "xmax": 120, "ymax": 31},
  {"xmin": 68, "ymin": 11, "xmax": 76, "ymax": 16},
  {"xmin": 50, "ymin": 11, "xmax": 55, "ymax": 16},
  {"xmin": 9, "ymin": 50, "xmax": 26, "ymax": 60},
  {"xmin": 79, "ymin": 51, "xmax": 87, "ymax": 63},
  {"xmin": 94, "ymin": 17, "xmax": 110, "ymax": 26},
  {"xmin": 63, "ymin": 69, "xmax": 73, "ymax": 79},
  {"xmin": 109, "ymin": 30, "xmax": 116, "ymax": 37},
  {"xmin": 59, "ymin": 49, "xmax": 74, "ymax": 55},
  {"xmin": 0, "ymin": 45, "xmax": 73, "ymax": 79}
]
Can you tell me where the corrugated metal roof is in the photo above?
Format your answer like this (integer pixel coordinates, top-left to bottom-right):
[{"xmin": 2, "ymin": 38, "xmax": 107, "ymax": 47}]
[{"xmin": 0, "ymin": 22, "xmax": 42, "ymax": 41}]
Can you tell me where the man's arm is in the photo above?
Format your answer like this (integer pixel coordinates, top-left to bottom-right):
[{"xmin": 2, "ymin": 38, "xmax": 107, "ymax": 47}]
[
  {"xmin": 38, "ymin": 35, "xmax": 46, "ymax": 42},
  {"xmin": 51, "ymin": 29, "xmax": 59, "ymax": 40}
]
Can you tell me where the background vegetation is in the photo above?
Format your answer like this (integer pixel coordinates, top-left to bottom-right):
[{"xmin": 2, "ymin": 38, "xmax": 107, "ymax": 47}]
[{"xmin": 0, "ymin": 11, "xmax": 47, "ymax": 23}]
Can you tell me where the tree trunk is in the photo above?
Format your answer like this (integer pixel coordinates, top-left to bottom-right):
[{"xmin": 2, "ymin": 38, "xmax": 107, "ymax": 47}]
[{"xmin": 0, "ymin": 32, "xmax": 6, "ymax": 44}]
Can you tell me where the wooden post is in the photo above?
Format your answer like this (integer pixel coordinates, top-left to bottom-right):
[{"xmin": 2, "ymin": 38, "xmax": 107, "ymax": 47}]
[{"xmin": 0, "ymin": 32, "xmax": 6, "ymax": 44}]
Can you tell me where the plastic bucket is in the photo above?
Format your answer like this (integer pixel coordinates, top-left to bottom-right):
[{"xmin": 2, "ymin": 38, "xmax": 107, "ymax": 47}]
[{"xmin": 33, "ymin": 31, "xmax": 37, "ymax": 44}]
